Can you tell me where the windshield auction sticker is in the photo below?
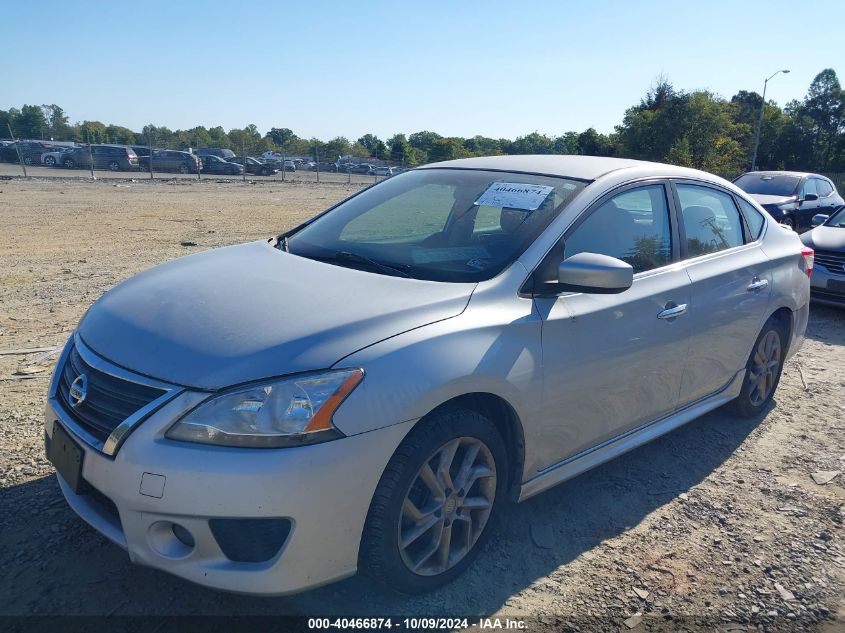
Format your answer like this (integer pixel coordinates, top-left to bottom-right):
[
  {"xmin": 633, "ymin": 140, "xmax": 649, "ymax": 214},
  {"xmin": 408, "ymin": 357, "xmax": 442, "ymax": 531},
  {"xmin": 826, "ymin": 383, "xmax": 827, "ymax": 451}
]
[{"xmin": 474, "ymin": 182, "xmax": 554, "ymax": 211}]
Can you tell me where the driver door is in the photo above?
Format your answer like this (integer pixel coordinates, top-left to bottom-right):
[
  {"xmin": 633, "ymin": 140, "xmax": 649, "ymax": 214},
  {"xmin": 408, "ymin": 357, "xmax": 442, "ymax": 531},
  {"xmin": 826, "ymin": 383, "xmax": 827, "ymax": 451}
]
[{"xmin": 533, "ymin": 182, "xmax": 692, "ymax": 470}]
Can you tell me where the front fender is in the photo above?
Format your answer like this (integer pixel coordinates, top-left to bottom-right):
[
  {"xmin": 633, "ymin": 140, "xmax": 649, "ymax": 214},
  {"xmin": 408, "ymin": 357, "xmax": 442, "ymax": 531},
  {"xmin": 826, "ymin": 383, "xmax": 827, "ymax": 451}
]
[{"xmin": 330, "ymin": 294, "xmax": 543, "ymax": 477}]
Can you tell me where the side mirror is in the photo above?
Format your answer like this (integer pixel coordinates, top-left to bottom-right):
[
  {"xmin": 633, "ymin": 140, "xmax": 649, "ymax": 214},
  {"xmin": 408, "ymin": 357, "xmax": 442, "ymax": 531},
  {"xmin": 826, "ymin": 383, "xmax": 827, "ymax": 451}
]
[
  {"xmin": 811, "ymin": 214, "xmax": 829, "ymax": 227},
  {"xmin": 556, "ymin": 252, "xmax": 634, "ymax": 294},
  {"xmin": 801, "ymin": 193, "xmax": 819, "ymax": 202}
]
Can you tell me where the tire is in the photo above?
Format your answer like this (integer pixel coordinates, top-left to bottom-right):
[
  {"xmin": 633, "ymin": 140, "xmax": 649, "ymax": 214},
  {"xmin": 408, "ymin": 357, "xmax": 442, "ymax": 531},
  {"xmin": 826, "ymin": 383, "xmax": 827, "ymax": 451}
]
[
  {"xmin": 63, "ymin": 158, "xmax": 75, "ymax": 169},
  {"xmin": 44, "ymin": 156, "xmax": 56, "ymax": 167},
  {"xmin": 730, "ymin": 316, "xmax": 788, "ymax": 417},
  {"xmin": 359, "ymin": 407, "xmax": 507, "ymax": 594},
  {"xmin": 23, "ymin": 156, "xmax": 33, "ymax": 166},
  {"xmin": 781, "ymin": 216, "xmax": 797, "ymax": 231},
  {"xmin": 178, "ymin": 164, "xmax": 190, "ymax": 174},
  {"xmin": 108, "ymin": 161, "xmax": 120, "ymax": 172}
]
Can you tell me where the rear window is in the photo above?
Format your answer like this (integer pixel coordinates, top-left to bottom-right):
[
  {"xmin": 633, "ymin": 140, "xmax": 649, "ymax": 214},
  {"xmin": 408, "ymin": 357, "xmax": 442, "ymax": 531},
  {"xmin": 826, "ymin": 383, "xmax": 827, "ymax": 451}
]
[{"xmin": 734, "ymin": 174, "xmax": 800, "ymax": 197}]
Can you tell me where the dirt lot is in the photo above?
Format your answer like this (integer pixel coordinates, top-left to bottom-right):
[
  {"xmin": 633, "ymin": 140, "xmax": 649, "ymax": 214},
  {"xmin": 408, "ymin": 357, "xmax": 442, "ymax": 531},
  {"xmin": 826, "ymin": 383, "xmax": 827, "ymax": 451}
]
[{"xmin": 1, "ymin": 177, "xmax": 844, "ymax": 630}]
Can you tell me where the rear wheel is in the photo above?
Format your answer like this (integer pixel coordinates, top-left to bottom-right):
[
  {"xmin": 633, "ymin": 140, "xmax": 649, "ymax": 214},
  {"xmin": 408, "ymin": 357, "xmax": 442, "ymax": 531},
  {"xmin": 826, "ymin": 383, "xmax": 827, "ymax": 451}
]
[
  {"xmin": 359, "ymin": 407, "xmax": 506, "ymax": 594},
  {"xmin": 23, "ymin": 156, "xmax": 33, "ymax": 165},
  {"xmin": 731, "ymin": 317, "xmax": 787, "ymax": 417},
  {"xmin": 63, "ymin": 158, "xmax": 75, "ymax": 169},
  {"xmin": 108, "ymin": 161, "xmax": 120, "ymax": 171},
  {"xmin": 178, "ymin": 164, "xmax": 190, "ymax": 174}
]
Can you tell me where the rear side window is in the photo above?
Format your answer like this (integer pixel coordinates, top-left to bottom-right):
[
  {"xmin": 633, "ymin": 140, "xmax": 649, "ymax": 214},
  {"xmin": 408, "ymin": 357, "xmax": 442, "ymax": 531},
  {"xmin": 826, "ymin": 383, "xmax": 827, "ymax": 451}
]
[
  {"xmin": 677, "ymin": 184, "xmax": 744, "ymax": 257},
  {"xmin": 737, "ymin": 198, "xmax": 766, "ymax": 241},
  {"xmin": 816, "ymin": 179, "xmax": 834, "ymax": 198},
  {"xmin": 565, "ymin": 184, "xmax": 672, "ymax": 274}
]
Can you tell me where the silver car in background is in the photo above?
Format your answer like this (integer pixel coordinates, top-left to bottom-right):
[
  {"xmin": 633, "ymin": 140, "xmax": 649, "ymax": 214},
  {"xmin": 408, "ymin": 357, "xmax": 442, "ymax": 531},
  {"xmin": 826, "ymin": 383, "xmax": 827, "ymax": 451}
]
[{"xmin": 45, "ymin": 156, "xmax": 811, "ymax": 596}]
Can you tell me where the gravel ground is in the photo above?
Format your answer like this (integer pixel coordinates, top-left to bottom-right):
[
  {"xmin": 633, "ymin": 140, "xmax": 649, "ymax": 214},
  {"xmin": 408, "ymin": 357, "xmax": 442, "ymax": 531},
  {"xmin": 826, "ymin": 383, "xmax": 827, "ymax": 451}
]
[{"xmin": 1, "ymin": 177, "xmax": 844, "ymax": 631}]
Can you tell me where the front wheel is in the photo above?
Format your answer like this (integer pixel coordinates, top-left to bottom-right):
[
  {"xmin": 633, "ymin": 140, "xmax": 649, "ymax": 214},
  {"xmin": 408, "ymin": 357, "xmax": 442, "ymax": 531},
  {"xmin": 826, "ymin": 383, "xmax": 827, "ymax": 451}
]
[
  {"xmin": 44, "ymin": 156, "xmax": 56, "ymax": 166},
  {"xmin": 731, "ymin": 318, "xmax": 787, "ymax": 417},
  {"xmin": 63, "ymin": 158, "xmax": 75, "ymax": 169},
  {"xmin": 359, "ymin": 408, "xmax": 506, "ymax": 594}
]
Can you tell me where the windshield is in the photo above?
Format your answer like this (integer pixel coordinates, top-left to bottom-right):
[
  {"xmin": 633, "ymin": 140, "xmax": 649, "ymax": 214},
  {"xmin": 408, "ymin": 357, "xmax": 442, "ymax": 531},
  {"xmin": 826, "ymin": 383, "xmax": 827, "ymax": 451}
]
[
  {"xmin": 286, "ymin": 168, "xmax": 585, "ymax": 282},
  {"xmin": 734, "ymin": 174, "xmax": 800, "ymax": 197},
  {"xmin": 826, "ymin": 206, "xmax": 845, "ymax": 227}
]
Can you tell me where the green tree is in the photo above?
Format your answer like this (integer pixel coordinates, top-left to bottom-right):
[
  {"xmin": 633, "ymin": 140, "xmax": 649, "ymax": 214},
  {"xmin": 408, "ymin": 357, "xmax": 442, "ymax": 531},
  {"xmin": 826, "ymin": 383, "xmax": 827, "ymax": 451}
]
[{"xmin": 16, "ymin": 104, "xmax": 48, "ymax": 139}]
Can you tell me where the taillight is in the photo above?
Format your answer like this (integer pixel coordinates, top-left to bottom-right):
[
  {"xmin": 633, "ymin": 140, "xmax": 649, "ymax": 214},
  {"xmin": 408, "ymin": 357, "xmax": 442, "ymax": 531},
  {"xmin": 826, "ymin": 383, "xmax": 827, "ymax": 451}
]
[{"xmin": 801, "ymin": 246, "xmax": 814, "ymax": 278}]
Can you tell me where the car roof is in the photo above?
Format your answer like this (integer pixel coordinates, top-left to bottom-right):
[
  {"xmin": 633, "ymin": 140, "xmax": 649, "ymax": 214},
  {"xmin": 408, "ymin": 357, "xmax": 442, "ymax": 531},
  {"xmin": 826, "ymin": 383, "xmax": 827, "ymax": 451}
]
[
  {"xmin": 418, "ymin": 154, "xmax": 711, "ymax": 182},
  {"xmin": 739, "ymin": 170, "xmax": 819, "ymax": 179}
]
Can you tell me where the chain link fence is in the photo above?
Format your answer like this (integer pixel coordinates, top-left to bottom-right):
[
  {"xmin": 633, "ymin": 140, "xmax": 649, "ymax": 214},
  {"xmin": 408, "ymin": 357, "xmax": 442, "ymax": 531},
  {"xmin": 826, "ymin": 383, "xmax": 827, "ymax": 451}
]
[{"xmin": 0, "ymin": 134, "xmax": 406, "ymax": 186}]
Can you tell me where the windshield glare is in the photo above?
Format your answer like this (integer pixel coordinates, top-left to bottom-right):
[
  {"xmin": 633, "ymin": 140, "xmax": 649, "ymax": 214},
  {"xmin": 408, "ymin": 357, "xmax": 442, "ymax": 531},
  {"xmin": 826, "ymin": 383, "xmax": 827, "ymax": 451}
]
[
  {"xmin": 734, "ymin": 174, "xmax": 800, "ymax": 197},
  {"xmin": 287, "ymin": 168, "xmax": 585, "ymax": 282}
]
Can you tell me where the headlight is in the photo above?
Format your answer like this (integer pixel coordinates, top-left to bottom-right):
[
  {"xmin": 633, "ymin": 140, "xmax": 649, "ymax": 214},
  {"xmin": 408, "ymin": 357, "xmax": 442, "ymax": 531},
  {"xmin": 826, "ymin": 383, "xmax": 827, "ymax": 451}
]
[{"xmin": 166, "ymin": 369, "xmax": 363, "ymax": 448}]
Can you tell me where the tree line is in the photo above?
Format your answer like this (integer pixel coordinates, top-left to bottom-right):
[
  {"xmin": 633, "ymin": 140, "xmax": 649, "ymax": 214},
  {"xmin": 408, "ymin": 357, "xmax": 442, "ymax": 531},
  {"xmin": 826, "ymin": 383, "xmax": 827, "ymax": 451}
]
[{"xmin": 2, "ymin": 68, "xmax": 842, "ymax": 176}]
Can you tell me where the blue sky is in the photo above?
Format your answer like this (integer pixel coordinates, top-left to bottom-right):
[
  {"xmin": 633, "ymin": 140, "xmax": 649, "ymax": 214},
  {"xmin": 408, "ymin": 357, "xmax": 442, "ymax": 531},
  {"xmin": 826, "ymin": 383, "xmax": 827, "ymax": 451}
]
[{"xmin": 2, "ymin": 0, "xmax": 842, "ymax": 141}]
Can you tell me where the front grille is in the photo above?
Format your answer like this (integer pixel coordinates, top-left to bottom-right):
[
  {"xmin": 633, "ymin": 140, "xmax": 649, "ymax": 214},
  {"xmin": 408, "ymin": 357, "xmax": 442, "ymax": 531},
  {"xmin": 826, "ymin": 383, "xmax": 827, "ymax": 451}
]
[
  {"xmin": 208, "ymin": 518, "xmax": 292, "ymax": 563},
  {"xmin": 814, "ymin": 250, "xmax": 845, "ymax": 275},
  {"xmin": 57, "ymin": 343, "xmax": 166, "ymax": 444},
  {"xmin": 812, "ymin": 289, "xmax": 845, "ymax": 304}
]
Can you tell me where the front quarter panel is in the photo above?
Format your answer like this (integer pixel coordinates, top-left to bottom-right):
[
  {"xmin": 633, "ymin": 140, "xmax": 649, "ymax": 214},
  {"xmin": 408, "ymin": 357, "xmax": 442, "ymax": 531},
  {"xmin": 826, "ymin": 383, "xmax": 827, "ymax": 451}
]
[{"xmin": 331, "ymin": 265, "xmax": 543, "ymax": 476}]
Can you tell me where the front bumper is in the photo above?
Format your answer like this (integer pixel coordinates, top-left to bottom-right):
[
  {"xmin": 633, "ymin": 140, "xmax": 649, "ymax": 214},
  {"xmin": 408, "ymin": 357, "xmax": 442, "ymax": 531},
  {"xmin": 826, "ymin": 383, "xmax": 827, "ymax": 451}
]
[
  {"xmin": 45, "ymin": 389, "xmax": 413, "ymax": 596},
  {"xmin": 810, "ymin": 265, "xmax": 845, "ymax": 307}
]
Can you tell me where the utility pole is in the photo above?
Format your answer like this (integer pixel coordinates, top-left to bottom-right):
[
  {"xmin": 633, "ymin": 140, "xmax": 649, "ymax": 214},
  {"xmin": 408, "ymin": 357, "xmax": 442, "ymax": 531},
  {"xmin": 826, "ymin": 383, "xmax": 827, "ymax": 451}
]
[{"xmin": 751, "ymin": 69, "xmax": 790, "ymax": 171}]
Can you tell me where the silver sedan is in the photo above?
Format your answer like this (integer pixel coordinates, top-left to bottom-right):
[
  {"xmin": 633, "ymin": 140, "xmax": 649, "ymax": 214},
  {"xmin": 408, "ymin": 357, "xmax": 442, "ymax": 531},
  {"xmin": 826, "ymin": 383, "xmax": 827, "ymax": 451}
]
[{"xmin": 45, "ymin": 155, "xmax": 811, "ymax": 596}]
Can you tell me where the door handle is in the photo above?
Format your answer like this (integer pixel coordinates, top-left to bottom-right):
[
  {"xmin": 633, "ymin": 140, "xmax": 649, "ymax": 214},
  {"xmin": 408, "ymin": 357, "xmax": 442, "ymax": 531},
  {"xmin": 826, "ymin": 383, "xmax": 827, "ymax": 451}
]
[
  {"xmin": 747, "ymin": 279, "xmax": 769, "ymax": 292},
  {"xmin": 657, "ymin": 303, "xmax": 688, "ymax": 320}
]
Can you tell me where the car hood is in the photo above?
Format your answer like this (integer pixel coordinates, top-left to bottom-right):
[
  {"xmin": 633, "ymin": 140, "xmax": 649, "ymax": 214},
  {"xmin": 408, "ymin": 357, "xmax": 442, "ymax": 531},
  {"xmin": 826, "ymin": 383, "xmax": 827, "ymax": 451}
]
[
  {"xmin": 749, "ymin": 194, "xmax": 797, "ymax": 207},
  {"xmin": 801, "ymin": 225, "xmax": 845, "ymax": 250},
  {"xmin": 78, "ymin": 240, "xmax": 475, "ymax": 390}
]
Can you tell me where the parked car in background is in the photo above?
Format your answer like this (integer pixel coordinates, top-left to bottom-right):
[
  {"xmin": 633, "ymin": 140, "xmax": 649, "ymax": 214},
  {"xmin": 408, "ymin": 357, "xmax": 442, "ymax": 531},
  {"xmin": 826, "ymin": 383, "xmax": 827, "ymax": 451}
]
[
  {"xmin": 348, "ymin": 163, "xmax": 374, "ymax": 174},
  {"xmin": 3, "ymin": 141, "xmax": 74, "ymax": 165},
  {"xmin": 41, "ymin": 146, "xmax": 76, "ymax": 167},
  {"xmin": 62, "ymin": 145, "xmax": 139, "ymax": 171},
  {"xmin": 372, "ymin": 166, "xmax": 395, "ymax": 177},
  {"xmin": 733, "ymin": 171, "xmax": 843, "ymax": 232},
  {"xmin": 0, "ymin": 141, "xmax": 21, "ymax": 162},
  {"xmin": 283, "ymin": 159, "xmax": 296, "ymax": 172},
  {"xmin": 144, "ymin": 150, "xmax": 202, "ymax": 174},
  {"xmin": 201, "ymin": 154, "xmax": 243, "ymax": 175},
  {"xmin": 194, "ymin": 148, "xmax": 236, "ymax": 160},
  {"xmin": 229, "ymin": 156, "xmax": 278, "ymax": 176},
  {"xmin": 45, "ymin": 155, "xmax": 810, "ymax": 597},
  {"xmin": 800, "ymin": 205, "xmax": 845, "ymax": 306},
  {"xmin": 311, "ymin": 162, "xmax": 338, "ymax": 172}
]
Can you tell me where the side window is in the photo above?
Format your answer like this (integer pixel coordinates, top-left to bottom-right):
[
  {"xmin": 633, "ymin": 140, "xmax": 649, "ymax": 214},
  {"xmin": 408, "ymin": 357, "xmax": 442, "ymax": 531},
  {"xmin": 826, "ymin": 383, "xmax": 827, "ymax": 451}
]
[
  {"xmin": 737, "ymin": 198, "xmax": 766, "ymax": 241},
  {"xmin": 815, "ymin": 179, "xmax": 833, "ymax": 198},
  {"xmin": 677, "ymin": 184, "xmax": 744, "ymax": 257},
  {"xmin": 565, "ymin": 184, "xmax": 672, "ymax": 274},
  {"xmin": 802, "ymin": 179, "xmax": 818, "ymax": 198}
]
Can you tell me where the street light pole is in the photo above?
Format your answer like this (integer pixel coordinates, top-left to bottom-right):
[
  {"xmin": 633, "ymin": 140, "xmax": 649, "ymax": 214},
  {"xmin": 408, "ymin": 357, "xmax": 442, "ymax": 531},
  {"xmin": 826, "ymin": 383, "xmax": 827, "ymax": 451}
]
[{"xmin": 751, "ymin": 69, "xmax": 790, "ymax": 171}]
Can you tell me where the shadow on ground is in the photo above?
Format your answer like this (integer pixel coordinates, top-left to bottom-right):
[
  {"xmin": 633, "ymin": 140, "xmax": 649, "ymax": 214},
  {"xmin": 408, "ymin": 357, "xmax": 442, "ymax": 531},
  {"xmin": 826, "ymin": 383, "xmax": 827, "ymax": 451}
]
[{"xmin": 0, "ymin": 403, "xmax": 766, "ymax": 617}]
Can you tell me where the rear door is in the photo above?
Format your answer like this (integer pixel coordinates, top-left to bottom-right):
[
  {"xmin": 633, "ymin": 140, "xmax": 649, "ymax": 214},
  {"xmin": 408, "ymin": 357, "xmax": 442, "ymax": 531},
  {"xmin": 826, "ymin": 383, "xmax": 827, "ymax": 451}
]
[
  {"xmin": 672, "ymin": 181, "xmax": 772, "ymax": 406},
  {"xmin": 535, "ymin": 182, "xmax": 692, "ymax": 467}
]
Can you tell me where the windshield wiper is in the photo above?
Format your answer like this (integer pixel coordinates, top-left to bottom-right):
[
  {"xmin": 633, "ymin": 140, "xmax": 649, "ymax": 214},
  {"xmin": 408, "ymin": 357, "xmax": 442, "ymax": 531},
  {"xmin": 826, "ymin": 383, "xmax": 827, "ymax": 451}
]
[{"xmin": 331, "ymin": 251, "xmax": 413, "ymax": 278}]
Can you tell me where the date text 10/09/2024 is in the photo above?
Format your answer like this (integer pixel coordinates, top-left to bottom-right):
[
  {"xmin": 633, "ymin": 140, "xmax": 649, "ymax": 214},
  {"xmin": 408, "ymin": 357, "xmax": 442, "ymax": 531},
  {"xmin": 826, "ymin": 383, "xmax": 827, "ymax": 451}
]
[{"xmin": 307, "ymin": 618, "xmax": 527, "ymax": 630}]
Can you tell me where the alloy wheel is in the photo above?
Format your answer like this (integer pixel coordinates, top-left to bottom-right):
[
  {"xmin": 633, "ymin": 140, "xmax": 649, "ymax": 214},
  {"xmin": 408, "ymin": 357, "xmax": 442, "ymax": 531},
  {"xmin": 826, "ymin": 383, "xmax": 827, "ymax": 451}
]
[
  {"xmin": 398, "ymin": 437, "xmax": 496, "ymax": 576},
  {"xmin": 748, "ymin": 330, "xmax": 781, "ymax": 406}
]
